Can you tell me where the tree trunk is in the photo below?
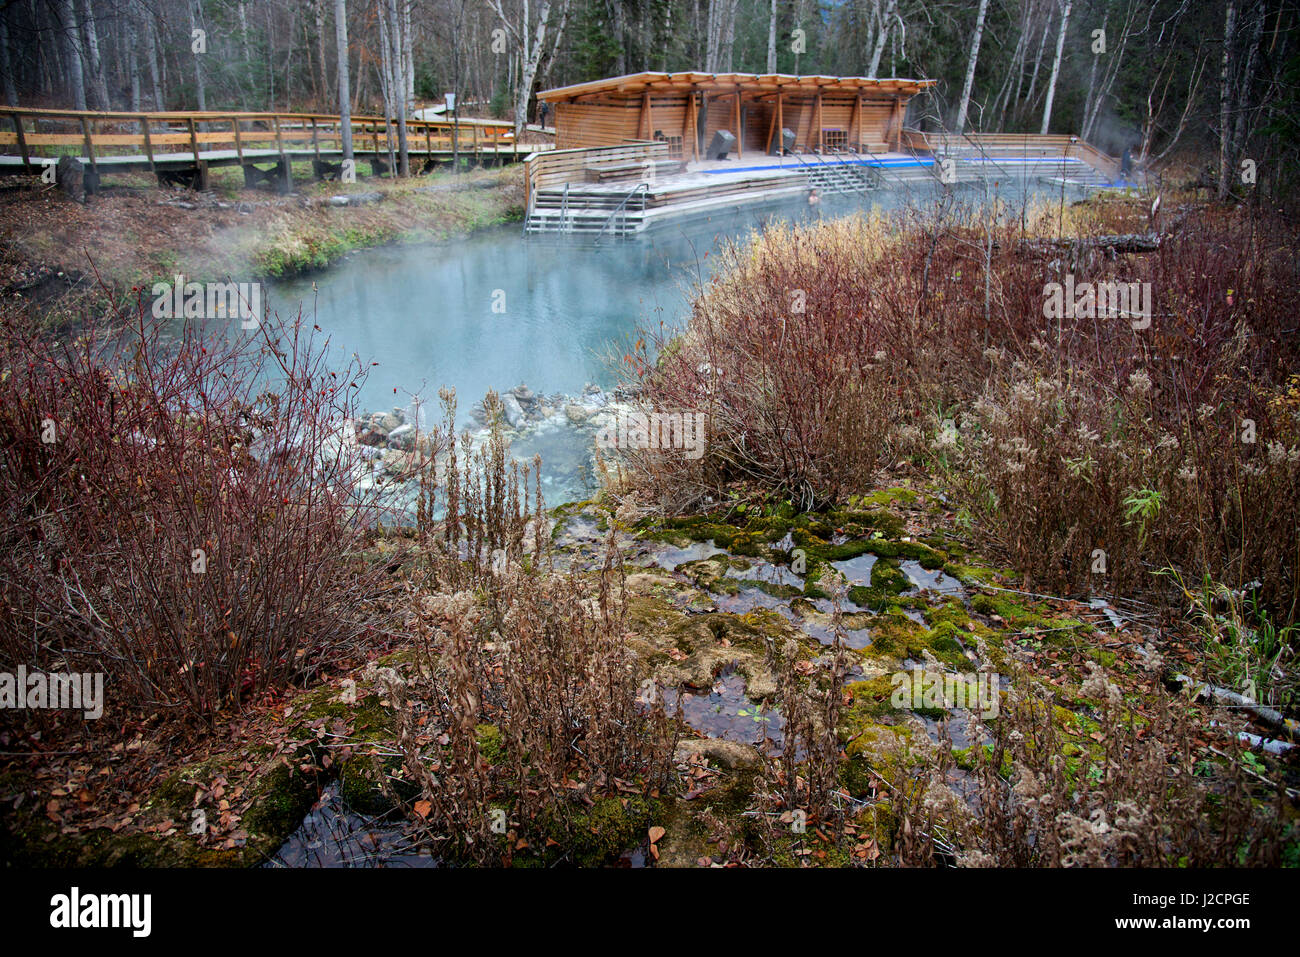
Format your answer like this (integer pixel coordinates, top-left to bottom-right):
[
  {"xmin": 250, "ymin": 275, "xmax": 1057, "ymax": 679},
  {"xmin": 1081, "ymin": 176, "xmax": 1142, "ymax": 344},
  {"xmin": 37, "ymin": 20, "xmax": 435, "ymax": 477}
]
[
  {"xmin": 128, "ymin": 14, "xmax": 141, "ymax": 112},
  {"xmin": 539, "ymin": 0, "xmax": 570, "ymax": 88},
  {"xmin": 314, "ymin": 0, "xmax": 328, "ymax": 106},
  {"xmin": 722, "ymin": 0, "xmax": 738, "ymax": 71},
  {"xmin": 1231, "ymin": 2, "xmax": 1265, "ymax": 159},
  {"xmin": 335, "ymin": 0, "xmax": 353, "ymax": 162},
  {"xmin": 767, "ymin": 0, "xmax": 777, "ymax": 72},
  {"xmin": 705, "ymin": 0, "xmax": 718, "ymax": 71},
  {"xmin": 239, "ymin": 2, "xmax": 251, "ymax": 62},
  {"xmin": 80, "ymin": 0, "xmax": 110, "ymax": 109},
  {"xmin": 1024, "ymin": 1, "xmax": 1052, "ymax": 118},
  {"xmin": 379, "ymin": 0, "xmax": 409, "ymax": 175},
  {"xmin": 147, "ymin": 5, "xmax": 163, "ymax": 110},
  {"xmin": 513, "ymin": 0, "xmax": 553, "ymax": 140},
  {"xmin": 955, "ymin": 0, "xmax": 990, "ymax": 134},
  {"xmin": 395, "ymin": 0, "xmax": 410, "ymax": 172},
  {"xmin": 1217, "ymin": 0, "xmax": 1236, "ymax": 199},
  {"xmin": 867, "ymin": 0, "xmax": 898, "ymax": 79},
  {"xmin": 993, "ymin": 1, "xmax": 1031, "ymax": 128},
  {"xmin": 377, "ymin": 0, "xmax": 398, "ymax": 174},
  {"xmin": 1040, "ymin": 0, "xmax": 1071, "ymax": 134},
  {"xmin": 57, "ymin": 0, "xmax": 87, "ymax": 110},
  {"xmin": 610, "ymin": 0, "xmax": 627, "ymax": 74},
  {"xmin": 402, "ymin": 0, "xmax": 414, "ymax": 111},
  {"xmin": 189, "ymin": 0, "xmax": 207, "ymax": 112},
  {"xmin": 1083, "ymin": 4, "xmax": 1135, "ymax": 142},
  {"xmin": 1080, "ymin": 11, "xmax": 1103, "ymax": 137},
  {"xmin": 0, "ymin": 11, "xmax": 17, "ymax": 108}
]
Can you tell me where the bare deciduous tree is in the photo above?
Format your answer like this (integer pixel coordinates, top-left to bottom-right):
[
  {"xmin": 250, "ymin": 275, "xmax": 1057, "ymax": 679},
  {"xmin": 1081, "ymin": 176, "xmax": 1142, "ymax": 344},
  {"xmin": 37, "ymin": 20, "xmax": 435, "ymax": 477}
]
[
  {"xmin": 335, "ymin": 0, "xmax": 353, "ymax": 163},
  {"xmin": 955, "ymin": 0, "xmax": 990, "ymax": 134},
  {"xmin": 1040, "ymin": 0, "xmax": 1072, "ymax": 134}
]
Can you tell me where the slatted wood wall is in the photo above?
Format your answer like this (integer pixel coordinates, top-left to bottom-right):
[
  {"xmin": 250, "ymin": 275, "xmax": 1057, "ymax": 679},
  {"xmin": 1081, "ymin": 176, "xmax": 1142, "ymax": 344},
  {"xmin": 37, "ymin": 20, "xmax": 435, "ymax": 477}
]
[{"xmin": 555, "ymin": 92, "xmax": 907, "ymax": 157}]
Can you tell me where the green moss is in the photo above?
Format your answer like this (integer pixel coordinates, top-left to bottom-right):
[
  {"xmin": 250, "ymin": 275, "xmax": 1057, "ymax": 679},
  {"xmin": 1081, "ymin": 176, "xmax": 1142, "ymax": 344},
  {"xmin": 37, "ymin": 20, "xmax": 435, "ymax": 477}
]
[
  {"xmin": 338, "ymin": 751, "xmax": 415, "ymax": 815},
  {"xmin": 944, "ymin": 562, "xmax": 1001, "ymax": 585},
  {"xmin": 844, "ymin": 675, "xmax": 905, "ymax": 725},
  {"xmin": 242, "ymin": 761, "xmax": 318, "ymax": 838},
  {"xmin": 767, "ymin": 832, "xmax": 856, "ymax": 867},
  {"xmin": 1089, "ymin": 647, "xmax": 1118, "ymax": 668},
  {"xmin": 846, "ymin": 557, "xmax": 910, "ymax": 611},
  {"xmin": 476, "ymin": 723, "xmax": 505, "ymax": 764},
  {"xmin": 544, "ymin": 795, "xmax": 661, "ymax": 866},
  {"xmin": 970, "ymin": 591, "xmax": 1092, "ymax": 643}
]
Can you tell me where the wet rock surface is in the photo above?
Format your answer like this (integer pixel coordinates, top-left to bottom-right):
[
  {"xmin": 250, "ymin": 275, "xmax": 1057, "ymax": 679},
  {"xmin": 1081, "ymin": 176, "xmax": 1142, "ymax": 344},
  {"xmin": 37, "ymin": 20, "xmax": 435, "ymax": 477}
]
[{"xmin": 7, "ymin": 483, "xmax": 1233, "ymax": 869}]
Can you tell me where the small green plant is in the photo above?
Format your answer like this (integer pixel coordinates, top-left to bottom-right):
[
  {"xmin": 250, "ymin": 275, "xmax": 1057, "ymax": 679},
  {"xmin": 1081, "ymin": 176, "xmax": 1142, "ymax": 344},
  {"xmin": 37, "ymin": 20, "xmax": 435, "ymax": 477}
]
[
  {"xmin": 1159, "ymin": 568, "xmax": 1297, "ymax": 709},
  {"xmin": 1122, "ymin": 487, "xmax": 1162, "ymax": 548},
  {"xmin": 1239, "ymin": 750, "xmax": 1267, "ymax": 775}
]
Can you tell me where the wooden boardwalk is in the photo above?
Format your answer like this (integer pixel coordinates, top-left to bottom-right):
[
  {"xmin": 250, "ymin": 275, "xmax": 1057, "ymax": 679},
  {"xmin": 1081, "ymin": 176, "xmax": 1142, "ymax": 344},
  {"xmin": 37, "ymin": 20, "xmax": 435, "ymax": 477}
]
[{"xmin": 0, "ymin": 106, "xmax": 551, "ymax": 193}]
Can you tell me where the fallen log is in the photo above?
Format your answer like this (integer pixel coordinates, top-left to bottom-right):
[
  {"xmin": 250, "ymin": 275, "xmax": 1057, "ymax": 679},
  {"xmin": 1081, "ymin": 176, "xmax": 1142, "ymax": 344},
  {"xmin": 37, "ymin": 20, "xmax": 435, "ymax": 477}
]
[
  {"xmin": 1017, "ymin": 232, "xmax": 1163, "ymax": 255},
  {"xmin": 1172, "ymin": 672, "xmax": 1298, "ymax": 737}
]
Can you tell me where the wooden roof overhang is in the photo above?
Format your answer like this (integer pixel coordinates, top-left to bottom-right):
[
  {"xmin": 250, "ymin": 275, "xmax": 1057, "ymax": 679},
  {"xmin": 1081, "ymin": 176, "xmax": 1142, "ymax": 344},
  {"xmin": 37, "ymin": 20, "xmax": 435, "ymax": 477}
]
[{"xmin": 539, "ymin": 72, "xmax": 936, "ymax": 104}]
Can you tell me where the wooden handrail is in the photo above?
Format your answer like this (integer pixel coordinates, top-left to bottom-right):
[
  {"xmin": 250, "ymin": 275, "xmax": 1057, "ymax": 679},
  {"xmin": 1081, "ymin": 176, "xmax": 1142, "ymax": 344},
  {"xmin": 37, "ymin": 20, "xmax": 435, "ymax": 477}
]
[
  {"xmin": 0, "ymin": 105, "xmax": 513, "ymax": 130},
  {"xmin": 899, "ymin": 127, "xmax": 1119, "ymax": 177},
  {"xmin": 524, "ymin": 141, "xmax": 667, "ymax": 210},
  {"xmin": 0, "ymin": 105, "xmax": 528, "ymax": 172}
]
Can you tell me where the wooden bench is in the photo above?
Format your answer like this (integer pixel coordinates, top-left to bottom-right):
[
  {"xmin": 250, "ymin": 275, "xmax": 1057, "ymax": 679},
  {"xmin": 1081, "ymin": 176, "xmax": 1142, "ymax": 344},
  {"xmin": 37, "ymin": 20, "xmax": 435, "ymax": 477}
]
[{"xmin": 587, "ymin": 161, "xmax": 647, "ymax": 182}]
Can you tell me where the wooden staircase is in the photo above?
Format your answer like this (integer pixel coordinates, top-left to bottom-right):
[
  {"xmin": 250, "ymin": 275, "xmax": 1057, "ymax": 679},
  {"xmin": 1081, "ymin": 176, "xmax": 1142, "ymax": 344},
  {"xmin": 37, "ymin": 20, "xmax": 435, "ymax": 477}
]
[
  {"xmin": 526, "ymin": 181, "xmax": 651, "ymax": 238},
  {"xmin": 799, "ymin": 154, "xmax": 881, "ymax": 194}
]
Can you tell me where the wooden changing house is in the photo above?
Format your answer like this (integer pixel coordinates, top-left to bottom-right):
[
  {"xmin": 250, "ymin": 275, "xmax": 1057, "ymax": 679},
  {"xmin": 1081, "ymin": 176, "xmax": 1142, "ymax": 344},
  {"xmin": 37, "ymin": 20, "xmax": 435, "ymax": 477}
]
[{"xmin": 537, "ymin": 71, "xmax": 935, "ymax": 162}]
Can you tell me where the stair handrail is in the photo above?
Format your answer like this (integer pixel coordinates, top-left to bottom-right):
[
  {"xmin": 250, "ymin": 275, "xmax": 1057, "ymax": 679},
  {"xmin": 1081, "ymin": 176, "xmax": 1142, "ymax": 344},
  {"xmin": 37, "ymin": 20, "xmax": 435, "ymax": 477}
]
[
  {"xmin": 787, "ymin": 149, "xmax": 820, "ymax": 185},
  {"xmin": 791, "ymin": 147, "xmax": 869, "ymax": 193},
  {"xmin": 593, "ymin": 181, "xmax": 648, "ymax": 247}
]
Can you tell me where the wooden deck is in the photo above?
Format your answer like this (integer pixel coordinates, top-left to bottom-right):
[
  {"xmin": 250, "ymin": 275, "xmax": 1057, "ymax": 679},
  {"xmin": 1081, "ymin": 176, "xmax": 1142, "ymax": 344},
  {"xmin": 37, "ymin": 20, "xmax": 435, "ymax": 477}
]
[{"xmin": 523, "ymin": 130, "xmax": 1123, "ymax": 240}]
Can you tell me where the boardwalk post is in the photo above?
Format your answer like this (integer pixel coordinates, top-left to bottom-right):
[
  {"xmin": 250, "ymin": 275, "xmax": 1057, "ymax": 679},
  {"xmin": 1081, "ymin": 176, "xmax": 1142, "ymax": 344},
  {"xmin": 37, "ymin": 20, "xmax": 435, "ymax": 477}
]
[
  {"xmin": 232, "ymin": 116, "xmax": 243, "ymax": 165},
  {"xmin": 187, "ymin": 117, "xmax": 200, "ymax": 164},
  {"xmin": 80, "ymin": 116, "xmax": 97, "ymax": 173},
  {"xmin": 311, "ymin": 117, "xmax": 320, "ymax": 159},
  {"xmin": 11, "ymin": 114, "xmax": 30, "ymax": 171},
  {"xmin": 141, "ymin": 115, "xmax": 155, "ymax": 171},
  {"xmin": 275, "ymin": 116, "xmax": 291, "ymax": 191},
  {"xmin": 80, "ymin": 116, "xmax": 99, "ymax": 193}
]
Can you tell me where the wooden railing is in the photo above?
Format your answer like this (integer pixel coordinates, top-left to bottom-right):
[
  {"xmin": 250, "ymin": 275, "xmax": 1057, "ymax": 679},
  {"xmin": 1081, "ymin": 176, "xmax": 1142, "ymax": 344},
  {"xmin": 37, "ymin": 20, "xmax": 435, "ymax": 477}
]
[
  {"xmin": 0, "ymin": 106, "xmax": 517, "ymax": 171},
  {"xmin": 900, "ymin": 128, "xmax": 1120, "ymax": 179},
  {"xmin": 524, "ymin": 141, "xmax": 669, "ymax": 209}
]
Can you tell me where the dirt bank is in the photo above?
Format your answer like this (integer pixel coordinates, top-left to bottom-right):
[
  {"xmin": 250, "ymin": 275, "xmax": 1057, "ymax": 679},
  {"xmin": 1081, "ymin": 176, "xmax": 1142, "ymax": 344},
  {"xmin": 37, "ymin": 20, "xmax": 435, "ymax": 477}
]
[{"xmin": 0, "ymin": 161, "xmax": 526, "ymax": 323}]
